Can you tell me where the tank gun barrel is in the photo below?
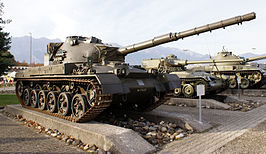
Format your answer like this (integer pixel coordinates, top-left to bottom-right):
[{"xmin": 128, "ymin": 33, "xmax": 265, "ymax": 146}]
[
  {"xmin": 118, "ymin": 12, "xmax": 256, "ymax": 55},
  {"xmin": 245, "ymin": 55, "xmax": 266, "ymax": 62},
  {"xmin": 168, "ymin": 60, "xmax": 219, "ymax": 66}
]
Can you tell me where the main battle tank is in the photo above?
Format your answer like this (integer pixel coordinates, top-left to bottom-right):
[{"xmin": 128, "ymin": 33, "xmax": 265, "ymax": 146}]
[
  {"xmin": 142, "ymin": 54, "xmax": 228, "ymax": 98},
  {"xmin": 15, "ymin": 12, "xmax": 255, "ymax": 122},
  {"xmin": 190, "ymin": 51, "xmax": 266, "ymax": 89}
]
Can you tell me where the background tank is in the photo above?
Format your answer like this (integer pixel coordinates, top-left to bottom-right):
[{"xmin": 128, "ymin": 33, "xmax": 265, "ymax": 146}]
[
  {"xmin": 190, "ymin": 50, "xmax": 266, "ymax": 89},
  {"xmin": 15, "ymin": 12, "xmax": 255, "ymax": 122},
  {"xmin": 142, "ymin": 54, "xmax": 228, "ymax": 98}
]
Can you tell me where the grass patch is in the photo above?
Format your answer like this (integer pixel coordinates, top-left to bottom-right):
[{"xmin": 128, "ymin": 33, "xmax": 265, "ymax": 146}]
[{"xmin": 0, "ymin": 94, "xmax": 19, "ymax": 106}]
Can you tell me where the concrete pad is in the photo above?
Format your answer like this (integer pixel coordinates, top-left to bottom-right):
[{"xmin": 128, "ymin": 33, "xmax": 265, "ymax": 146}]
[
  {"xmin": 224, "ymin": 95, "xmax": 249, "ymax": 104},
  {"xmin": 4, "ymin": 104, "xmax": 155, "ymax": 154},
  {"xmin": 221, "ymin": 89, "xmax": 266, "ymax": 97},
  {"xmin": 139, "ymin": 109, "xmax": 213, "ymax": 133},
  {"xmin": 168, "ymin": 98, "xmax": 231, "ymax": 110}
]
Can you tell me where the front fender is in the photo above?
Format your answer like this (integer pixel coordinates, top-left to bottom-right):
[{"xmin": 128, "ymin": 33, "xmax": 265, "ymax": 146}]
[
  {"xmin": 158, "ymin": 74, "xmax": 181, "ymax": 91},
  {"xmin": 96, "ymin": 74, "xmax": 129, "ymax": 94}
]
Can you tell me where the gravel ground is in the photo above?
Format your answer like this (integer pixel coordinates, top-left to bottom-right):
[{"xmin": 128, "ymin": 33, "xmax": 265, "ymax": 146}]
[
  {"xmin": 96, "ymin": 111, "xmax": 191, "ymax": 151},
  {"xmin": 0, "ymin": 112, "xmax": 85, "ymax": 153},
  {"xmin": 214, "ymin": 120, "xmax": 266, "ymax": 154}
]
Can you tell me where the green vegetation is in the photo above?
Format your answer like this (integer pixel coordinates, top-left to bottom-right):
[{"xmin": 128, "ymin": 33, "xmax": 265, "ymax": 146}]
[
  {"xmin": 0, "ymin": 1, "xmax": 14, "ymax": 75},
  {"xmin": 0, "ymin": 94, "xmax": 19, "ymax": 106}
]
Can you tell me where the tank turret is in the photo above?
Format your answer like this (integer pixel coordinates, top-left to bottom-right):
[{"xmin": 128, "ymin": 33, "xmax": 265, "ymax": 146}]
[
  {"xmin": 15, "ymin": 12, "xmax": 255, "ymax": 122},
  {"xmin": 142, "ymin": 55, "xmax": 228, "ymax": 97},
  {"xmin": 208, "ymin": 51, "xmax": 266, "ymax": 66}
]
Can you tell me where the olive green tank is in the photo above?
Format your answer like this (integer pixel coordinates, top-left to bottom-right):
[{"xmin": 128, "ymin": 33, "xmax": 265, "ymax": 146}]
[
  {"xmin": 142, "ymin": 54, "xmax": 228, "ymax": 98},
  {"xmin": 15, "ymin": 12, "xmax": 255, "ymax": 122},
  {"xmin": 190, "ymin": 50, "xmax": 266, "ymax": 89}
]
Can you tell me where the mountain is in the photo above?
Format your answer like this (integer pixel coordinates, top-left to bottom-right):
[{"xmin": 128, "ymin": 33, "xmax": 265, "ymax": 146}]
[
  {"xmin": 125, "ymin": 46, "xmax": 210, "ymax": 65},
  {"xmin": 10, "ymin": 36, "xmax": 61, "ymax": 63},
  {"xmin": 9, "ymin": 36, "xmax": 266, "ymax": 64}
]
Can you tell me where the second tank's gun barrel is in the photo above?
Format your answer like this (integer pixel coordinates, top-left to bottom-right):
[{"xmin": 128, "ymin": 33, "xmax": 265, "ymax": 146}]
[
  {"xmin": 167, "ymin": 60, "xmax": 218, "ymax": 66},
  {"xmin": 166, "ymin": 55, "xmax": 266, "ymax": 67},
  {"xmin": 245, "ymin": 55, "xmax": 266, "ymax": 62},
  {"xmin": 118, "ymin": 12, "xmax": 255, "ymax": 55}
]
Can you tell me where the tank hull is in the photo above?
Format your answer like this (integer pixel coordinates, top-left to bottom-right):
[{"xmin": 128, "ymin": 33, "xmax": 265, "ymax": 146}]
[
  {"xmin": 170, "ymin": 73, "xmax": 227, "ymax": 98},
  {"xmin": 15, "ymin": 73, "xmax": 179, "ymax": 122}
]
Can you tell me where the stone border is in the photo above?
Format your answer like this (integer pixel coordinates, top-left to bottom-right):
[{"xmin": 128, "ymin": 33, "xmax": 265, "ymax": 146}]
[
  {"xmin": 221, "ymin": 89, "xmax": 266, "ymax": 97},
  {"xmin": 168, "ymin": 98, "xmax": 231, "ymax": 109},
  {"xmin": 4, "ymin": 104, "xmax": 155, "ymax": 154}
]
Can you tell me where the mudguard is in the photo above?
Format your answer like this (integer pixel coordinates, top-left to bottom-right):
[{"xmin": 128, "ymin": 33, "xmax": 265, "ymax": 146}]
[
  {"xmin": 96, "ymin": 74, "xmax": 129, "ymax": 94},
  {"xmin": 159, "ymin": 74, "xmax": 181, "ymax": 91}
]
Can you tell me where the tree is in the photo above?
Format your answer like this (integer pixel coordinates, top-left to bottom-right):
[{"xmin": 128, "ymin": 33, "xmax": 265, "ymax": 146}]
[{"xmin": 0, "ymin": 1, "xmax": 14, "ymax": 75}]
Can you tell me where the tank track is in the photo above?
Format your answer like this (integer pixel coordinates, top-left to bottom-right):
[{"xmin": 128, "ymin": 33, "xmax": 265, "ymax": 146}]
[
  {"xmin": 213, "ymin": 70, "xmax": 263, "ymax": 88},
  {"xmin": 143, "ymin": 92, "xmax": 173, "ymax": 112},
  {"xmin": 16, "ymin": 78, "xmax": 112, "ymax": 123}
]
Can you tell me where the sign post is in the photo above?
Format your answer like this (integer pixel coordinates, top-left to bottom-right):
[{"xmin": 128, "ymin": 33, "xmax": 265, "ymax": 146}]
[
  {"xmin": 237, "ymin": 77, "xmax": 241, "ymax": 99},
  {"xmin": 197, "ymin": 84, "xmax": 205, "ymax": 123}
]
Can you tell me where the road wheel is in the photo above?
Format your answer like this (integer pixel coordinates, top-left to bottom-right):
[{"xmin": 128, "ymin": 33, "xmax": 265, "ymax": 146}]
[
  {"xmin": 30, "ymin": 90, "xmax": 38, "ymax": 108},
  {"xmin": 228, "ymin": 78, "xmax": 237, "ymax": 89},
  {"xmin": 57, "ymin": 92, "xmax": 71, "ymax": 116},
  {"xmin": 71, "ymin": 94, "xmax": 87, "ymax": 119},
  {"xmin": 38, "ymin": 90, "xmax": 47, "ymax": 110},
  {"xmin": 23, "ymin": 88, "xmax": 31, "ymax": 106},
  {"xmin": 240, "ymin": 78, "xmax": 250, "ymax": 89},
  {"xmin": 182, "ymin": 84, "xmax": 194, "ymax": 98},
  {"xmin": 47, "ymin": 91, "xmax": 57, "ymax": 113}
]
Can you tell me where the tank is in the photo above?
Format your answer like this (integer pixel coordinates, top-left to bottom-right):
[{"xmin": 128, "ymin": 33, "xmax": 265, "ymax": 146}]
[
  {"xmin": 15, "ymin": 12, "xmax": 256, "ymax": 122},
  {"xmin": 142, "ymin": 54, "xmax": 228, "ymax": 98},
  {"xmin": 190, "ymin": 50, "xmax": 266, "ymax": 89}
]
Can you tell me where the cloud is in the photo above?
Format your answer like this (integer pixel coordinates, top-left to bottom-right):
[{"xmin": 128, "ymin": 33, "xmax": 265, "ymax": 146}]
[{"xmin": 2, "ymin": 0, "xmax": 266, "ymax": 55}]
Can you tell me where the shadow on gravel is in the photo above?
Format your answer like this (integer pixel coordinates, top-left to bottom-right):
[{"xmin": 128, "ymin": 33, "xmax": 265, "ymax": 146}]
[{"xmin": 0, "ymin": 137, "xmax": 48, "ymax": 144}]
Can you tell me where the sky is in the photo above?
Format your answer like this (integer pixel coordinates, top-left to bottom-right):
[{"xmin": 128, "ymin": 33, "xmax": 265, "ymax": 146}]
[{"xmin": 2, "ymin": 0, "xmax": 266, "ymax": 56}]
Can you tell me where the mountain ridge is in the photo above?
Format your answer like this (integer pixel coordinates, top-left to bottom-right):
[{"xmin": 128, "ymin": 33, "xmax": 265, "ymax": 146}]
[{"xmin": 9, "ymin": 36, "xmax": 266, "ymax": 64}]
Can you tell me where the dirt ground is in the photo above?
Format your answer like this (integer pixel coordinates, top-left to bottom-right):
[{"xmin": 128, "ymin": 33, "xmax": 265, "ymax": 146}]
[{"xmin": 214, "ymin": 120, "xmax": 266, "ymax": 154}]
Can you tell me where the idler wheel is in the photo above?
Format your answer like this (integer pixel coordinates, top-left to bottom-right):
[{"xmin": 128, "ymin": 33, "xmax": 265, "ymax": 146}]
[
  {"xmin": 17, "ymin": 81, "xmax": 23, "ymax": 97},
  {"xmin": 47, "ymin": 91, "xmax": 58, "ymax": 113},
  {"xmin": 71, "ymin": 94, "xmax": 87, "ymax": 119},
  {"xmin": 228, "ymin": 78, "xmax": 237, "ymax": 89},
  {"xmin": 57, "ymin": 92, "xmax": 71, "ymax": 116},
  {"xmin": 23, "ymin": 88, "xmax": 31, "ymax": 106},
  {"xmin": 240, "ymin": 78, "xmax": 250, "ymax": 89},
  {"xmin": 30, "ymin": 90, "xmax": 39, "ymax": 108},
  {"xmin": 87, "ymin": 83, "xmax": 97, "ymax": 106},
  {"xmin": 182, "ymin": 84, "xmax": 194, "ymax": 98},
  {"xmin": 38, "ymin": 90, "xmax": 47, "ymax": 110},
  {"xmin": 174, "ymin": 88, "xmax": 181, "ymax": 96}
]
